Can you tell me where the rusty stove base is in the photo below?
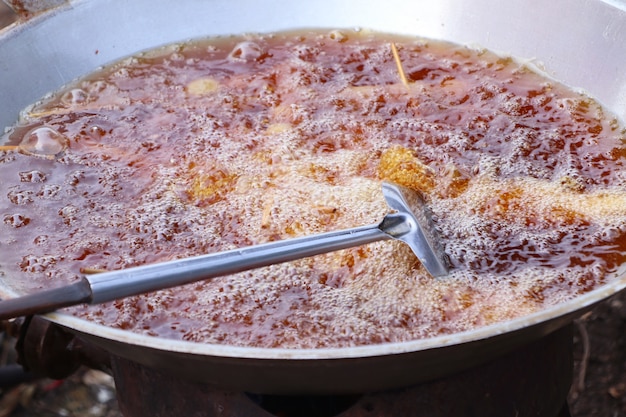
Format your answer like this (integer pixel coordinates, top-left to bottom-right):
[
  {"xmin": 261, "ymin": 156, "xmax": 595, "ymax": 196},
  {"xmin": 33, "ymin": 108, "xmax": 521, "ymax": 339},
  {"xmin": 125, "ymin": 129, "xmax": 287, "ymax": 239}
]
[{"xmin": 111, "ymin": 325, "xmax": 573, "ymax": 417}]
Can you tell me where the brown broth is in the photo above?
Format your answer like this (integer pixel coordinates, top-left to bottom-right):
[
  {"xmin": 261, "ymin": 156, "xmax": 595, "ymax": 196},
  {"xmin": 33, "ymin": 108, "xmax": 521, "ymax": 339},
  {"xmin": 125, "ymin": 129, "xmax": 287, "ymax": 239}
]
[{"xmin": 1, "ymin": 29, "xmax": 626, "ymax": 348}]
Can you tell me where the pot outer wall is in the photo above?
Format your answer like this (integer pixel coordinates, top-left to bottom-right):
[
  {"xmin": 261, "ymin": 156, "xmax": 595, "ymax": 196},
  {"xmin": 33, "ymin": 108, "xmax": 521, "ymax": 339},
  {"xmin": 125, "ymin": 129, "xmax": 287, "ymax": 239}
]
[{"xmin": 111, "ymin": 325, "xmax": 574, "ymax": 417}]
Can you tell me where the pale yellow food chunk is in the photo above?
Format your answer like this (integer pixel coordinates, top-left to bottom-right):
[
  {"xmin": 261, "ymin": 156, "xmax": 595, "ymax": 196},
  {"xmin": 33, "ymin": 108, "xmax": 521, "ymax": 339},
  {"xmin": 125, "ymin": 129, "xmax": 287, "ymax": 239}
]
[
  {"xmin": 186, "ymin": 78, "xmax": 220, "ymax": 95},
  {"xmin": 471, "ymin": 176, "xmax": 626, "ymax": 229},
  {"xmin": 378, "ymin": 146, "xmax": 435, "ymax": 193},
  {"xmin": 265, "ymin": 123, "xmax": 292, "ymax": 135},
  {"xmin": 186, "ymin": 166, "xmax": 238, "ymax": 205}
]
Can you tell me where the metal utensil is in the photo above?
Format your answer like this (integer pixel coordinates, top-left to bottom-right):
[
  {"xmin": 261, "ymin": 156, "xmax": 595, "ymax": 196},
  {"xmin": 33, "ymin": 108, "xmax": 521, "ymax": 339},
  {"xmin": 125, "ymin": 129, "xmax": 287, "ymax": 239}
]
[{"xmin": 0, "ymin": 182, "xmax": 448, "ymax": 320}]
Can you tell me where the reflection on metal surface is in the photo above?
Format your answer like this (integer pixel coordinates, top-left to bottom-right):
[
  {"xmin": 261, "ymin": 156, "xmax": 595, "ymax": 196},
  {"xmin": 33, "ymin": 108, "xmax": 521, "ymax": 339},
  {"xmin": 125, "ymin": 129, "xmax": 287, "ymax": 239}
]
[
  {"xmin": 2, "ymin": 0, "xmax": 626, "ymax": 130},
  {"xmin": 0, "ymin": 1, "xmax": 17, "ymax": 28},
  {"xmin": 3, "ymin": 0, "xmax": 66, "ymax": 18}
]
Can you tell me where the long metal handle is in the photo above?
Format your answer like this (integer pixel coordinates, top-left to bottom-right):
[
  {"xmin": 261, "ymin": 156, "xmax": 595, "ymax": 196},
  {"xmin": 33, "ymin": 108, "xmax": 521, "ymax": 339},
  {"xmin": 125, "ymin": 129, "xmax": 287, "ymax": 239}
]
[
  {"xmin": 87, "ymin": 222, "xmax": 390, "ymax": 304},
  {"xmin": 0, "ymin": 280, "xmax": 92, "ymax": 320},
  {"xmin": 0, "ymin": 182, "xmax": 447, "ymax": 320}
]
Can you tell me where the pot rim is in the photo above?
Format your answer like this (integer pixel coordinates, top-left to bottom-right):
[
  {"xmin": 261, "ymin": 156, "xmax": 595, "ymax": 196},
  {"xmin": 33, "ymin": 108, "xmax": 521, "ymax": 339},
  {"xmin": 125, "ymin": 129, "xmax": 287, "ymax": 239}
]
[
  {"xmin": 40, "ymin": 265, "xmax": 626, "ymax": 360},
  {"xmin": 2, "ymin": 0, "xmax": 626, "ymax": 363}
]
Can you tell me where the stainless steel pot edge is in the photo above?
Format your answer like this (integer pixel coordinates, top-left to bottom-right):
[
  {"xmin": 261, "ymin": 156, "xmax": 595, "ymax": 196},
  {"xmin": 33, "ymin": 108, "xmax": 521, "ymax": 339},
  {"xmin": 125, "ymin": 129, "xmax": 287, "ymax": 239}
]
[
  {"xmin": 0, "ymin": 0, "xmax": 626, "ymax": 369},
  {"xmin": 43, "ymin": 267, "xmax": 626, "ymax": 360},
  {"xmin": 3, "ymin": 0, "xmax": 626, "ymax": 131}
]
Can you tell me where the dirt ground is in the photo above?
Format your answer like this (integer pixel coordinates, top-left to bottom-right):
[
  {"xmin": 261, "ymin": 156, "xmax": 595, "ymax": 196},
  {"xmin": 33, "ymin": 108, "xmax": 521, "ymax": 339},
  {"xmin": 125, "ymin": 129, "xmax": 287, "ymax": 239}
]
[{"xmin": 569, "ymin": 290, "xmax": 626, "ymax": 417}]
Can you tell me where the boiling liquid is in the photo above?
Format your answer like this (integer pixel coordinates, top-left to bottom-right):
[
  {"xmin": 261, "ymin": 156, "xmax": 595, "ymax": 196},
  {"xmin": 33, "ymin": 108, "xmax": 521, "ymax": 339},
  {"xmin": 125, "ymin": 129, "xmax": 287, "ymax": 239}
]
[{"xmin": 1, "ymin": 30, "xmax": 625, "ymax": 348}]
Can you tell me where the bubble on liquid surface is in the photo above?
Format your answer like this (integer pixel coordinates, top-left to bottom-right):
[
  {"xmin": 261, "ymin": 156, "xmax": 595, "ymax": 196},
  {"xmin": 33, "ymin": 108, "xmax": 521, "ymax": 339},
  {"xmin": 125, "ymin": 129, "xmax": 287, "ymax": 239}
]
[
  {"xmin": 328, "ymin": 30, "xmax": 348, "ymax": 42},
  {"xmin": 19, "ymin": 254, "xmax": 56, "ymax": 273},
  {"xmin": 61, "ymin": 88, "xmax": 89, "ymax": 106},
  {"xmin": 19, "ymin": 126, "xmax": 69, "ymax": 158},
  {"xmin": 7, "ymin": 188, "xmax": 33, "ymax": 205},
  {"xmin": 228, "ymin": 41, "xmax": 264, "ymax": 61},
  {"xmin": 3, "ymin": 214, "xmax": 30, "ymax": 228},
  {"xmin": 19, "ymin": 170, "xmax": 46, "ymax": 183}
]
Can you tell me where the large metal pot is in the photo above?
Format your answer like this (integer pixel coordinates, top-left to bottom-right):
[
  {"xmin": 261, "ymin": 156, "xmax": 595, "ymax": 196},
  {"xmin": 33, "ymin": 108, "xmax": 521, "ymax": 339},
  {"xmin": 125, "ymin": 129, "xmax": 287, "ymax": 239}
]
[{"xmin": 1, "ymin": 0, "xmax": 626, "ymax": 395}]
